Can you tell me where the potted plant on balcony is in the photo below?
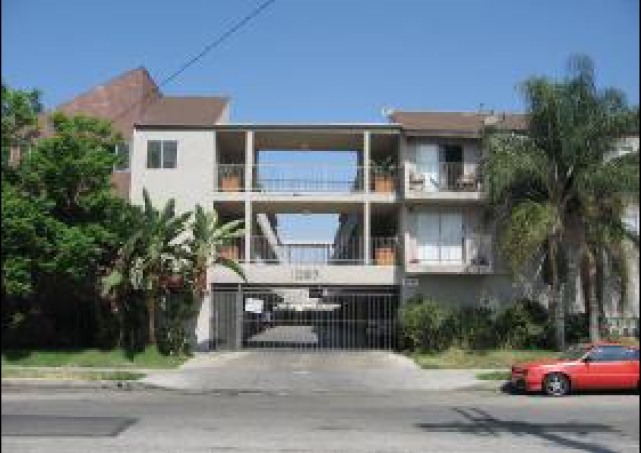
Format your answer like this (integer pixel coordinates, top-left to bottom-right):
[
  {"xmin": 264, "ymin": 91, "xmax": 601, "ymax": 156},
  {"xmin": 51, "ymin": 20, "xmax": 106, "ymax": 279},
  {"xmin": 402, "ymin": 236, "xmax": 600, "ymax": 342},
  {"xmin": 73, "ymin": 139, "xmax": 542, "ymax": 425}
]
[
  {"xmin": 218, "ymin": 241, "xmax": 240, "ymax": 260},
  {"xmin": 373, "ymin": 219, "xmax": 397, "ymax": 265},
  {"xmin": 371, "ymin": 156, "xmax": 395, "ymax": 193},
  {"xmin": 220, "ymin": 165, "xmax": 242, "ymax": 191}
]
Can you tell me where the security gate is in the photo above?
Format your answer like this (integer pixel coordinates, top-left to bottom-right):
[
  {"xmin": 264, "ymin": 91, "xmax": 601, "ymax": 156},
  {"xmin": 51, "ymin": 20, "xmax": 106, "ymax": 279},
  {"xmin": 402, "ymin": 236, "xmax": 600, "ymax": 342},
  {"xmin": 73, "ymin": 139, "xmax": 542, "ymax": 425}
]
[{"xmin": 211, "ymin": 286, "xmax": 399, "ymax": 350}]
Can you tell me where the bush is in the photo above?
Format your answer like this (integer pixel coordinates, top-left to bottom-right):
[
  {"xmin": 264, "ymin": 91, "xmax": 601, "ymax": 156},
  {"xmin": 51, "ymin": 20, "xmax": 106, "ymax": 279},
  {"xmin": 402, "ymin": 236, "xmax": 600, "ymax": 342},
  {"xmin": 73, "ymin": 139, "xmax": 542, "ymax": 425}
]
[
  {"xmin": 495, "ymin": 298, "xmax": 551, "ymax": 349},
  {"xmin": 452, "ymin": 306, "xmax": 501, "ymax": 350},
  {"xmin": 565, "ymin": 313, "xmax": 589, "ymax": 344},
  {"xmin": 156, "ymin": 290, "xmax": 196, "ymax": 356},
  {"xmin": 94, "ymin": 300, "xmax": 121, "ymax": 350},
  {"xmin": 399, "ymin": 297, "xmax": 455, "ymax": 352}
]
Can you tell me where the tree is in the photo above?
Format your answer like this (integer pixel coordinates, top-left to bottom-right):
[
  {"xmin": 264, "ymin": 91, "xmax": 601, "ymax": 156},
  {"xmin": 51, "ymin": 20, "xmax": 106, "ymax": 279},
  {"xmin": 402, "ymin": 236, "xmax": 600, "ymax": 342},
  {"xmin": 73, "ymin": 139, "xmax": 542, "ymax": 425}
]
[
  {"xmin": 483, "ymin": 55, "xmax": 638, "ymax": 350},
  {"xmin": 2, "ymin": 103, "xmax": 129, "ymax": 347},
  {"xmin": 185, "ymin": 205, "xmax": 245, "ymax": 300},
  {"xmin": 103, "ymin": 200, "xmax": 246, "ymax": 350},
  {"xmin": 579, "ymin": 151, "xmax": 638, "ymax": 341},
  {"xmin": 1, "ymin": 83, "xmax": 41, "ymax": 176},
  {"xmin": 1, "ymin": 85, "xmax": 45, "ymax": 298},
  {"xmin": 102, "ymin": 189, "xmax": 190, "ymax": 345},
  {"xmin": 1, "ymin": 181, "xmax": 50, "ymax": 298}
]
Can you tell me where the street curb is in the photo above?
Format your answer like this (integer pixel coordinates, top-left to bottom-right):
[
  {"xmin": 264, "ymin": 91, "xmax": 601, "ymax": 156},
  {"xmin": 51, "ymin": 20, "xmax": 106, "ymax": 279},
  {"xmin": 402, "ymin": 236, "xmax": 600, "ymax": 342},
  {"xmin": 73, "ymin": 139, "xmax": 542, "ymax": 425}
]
[
  {"xmin": 1, "ymin": 378, "xmax": 155, "ymax": 391},
  {"xmin": 464, "ymin": 380, "xmax": 511, "ymax": 392}
]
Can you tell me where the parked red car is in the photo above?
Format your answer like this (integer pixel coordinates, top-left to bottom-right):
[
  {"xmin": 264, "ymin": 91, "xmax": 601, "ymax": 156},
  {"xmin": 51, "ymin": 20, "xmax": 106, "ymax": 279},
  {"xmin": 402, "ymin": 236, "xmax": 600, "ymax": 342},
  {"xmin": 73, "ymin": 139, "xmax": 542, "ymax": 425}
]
[{"xmin": 511, "ymin": 342, "xmax": 640, "ymax": 396}]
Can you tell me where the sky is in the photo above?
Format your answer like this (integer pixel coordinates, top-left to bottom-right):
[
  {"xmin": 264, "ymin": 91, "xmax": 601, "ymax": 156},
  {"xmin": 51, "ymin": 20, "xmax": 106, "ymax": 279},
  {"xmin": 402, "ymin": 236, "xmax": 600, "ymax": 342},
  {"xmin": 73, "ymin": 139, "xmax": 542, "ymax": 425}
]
[{"xmin": 2, "ymin": 0, "xmax": 639, "ymax": 240}]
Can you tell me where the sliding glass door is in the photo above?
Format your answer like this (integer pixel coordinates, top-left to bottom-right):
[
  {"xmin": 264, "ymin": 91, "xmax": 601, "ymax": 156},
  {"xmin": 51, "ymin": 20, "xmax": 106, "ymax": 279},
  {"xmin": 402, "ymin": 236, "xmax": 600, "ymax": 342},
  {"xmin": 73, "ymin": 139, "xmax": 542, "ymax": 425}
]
[{"xmin": 416, "ymin": 211, "xmax": 463, "ymax": 263}]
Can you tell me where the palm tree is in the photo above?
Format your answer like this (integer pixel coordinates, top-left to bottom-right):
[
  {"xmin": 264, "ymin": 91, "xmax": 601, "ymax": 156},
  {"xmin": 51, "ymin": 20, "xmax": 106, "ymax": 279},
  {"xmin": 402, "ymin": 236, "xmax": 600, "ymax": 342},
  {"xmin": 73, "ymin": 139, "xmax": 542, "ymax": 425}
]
[
  {"xmin": 103, "ymin": 189, "xmax": 190, "ymax": 345},
  {"xmin": 185, "ymin": 205, "xmax": 245, "ymax": 299},
  {"xmin": 483, "ymin": 55, "xmax": 637, "ymax": 350},
  {"xmin": 579, "ymin": 161, "xmax": 638, "ymax": 341},
  {"xmin": 103, "ymin": 196, "xmax": 247, "ymax": 347}
]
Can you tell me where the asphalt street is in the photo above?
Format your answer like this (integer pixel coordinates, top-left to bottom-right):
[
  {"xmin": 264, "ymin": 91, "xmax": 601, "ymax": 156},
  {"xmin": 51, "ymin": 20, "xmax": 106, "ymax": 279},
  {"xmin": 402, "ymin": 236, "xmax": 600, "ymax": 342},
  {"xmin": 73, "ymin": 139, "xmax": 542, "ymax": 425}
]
[{"xmin": 2, "ymin": 387, "xmax": 639, "ymax": 452}]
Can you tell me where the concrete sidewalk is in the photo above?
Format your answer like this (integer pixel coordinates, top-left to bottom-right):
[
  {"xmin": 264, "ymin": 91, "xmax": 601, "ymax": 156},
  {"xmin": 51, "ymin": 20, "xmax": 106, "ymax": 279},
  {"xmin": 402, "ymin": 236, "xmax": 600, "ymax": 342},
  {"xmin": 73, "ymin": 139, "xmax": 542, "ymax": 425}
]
[{"xmin": 141, "ymin": 351, "xmax": 505, "ymax": 393}]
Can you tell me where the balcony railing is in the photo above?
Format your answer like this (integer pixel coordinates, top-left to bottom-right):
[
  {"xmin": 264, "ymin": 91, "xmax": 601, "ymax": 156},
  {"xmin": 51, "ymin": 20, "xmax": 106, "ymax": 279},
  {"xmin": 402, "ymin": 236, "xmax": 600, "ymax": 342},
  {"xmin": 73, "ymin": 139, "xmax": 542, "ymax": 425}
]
[
  {"xmin": 409, "ymin": 234, "xmax": 493, "ymax": 270},
  {"xmin": 408, "ymin": 162, "xmax": 482, "ymax": 192},
  {"xmin": 216, "ymin": 164, "xmax": 399, "ymax": 194},
  {"xmin": 218, "ymin": 236, "xmax": 399, "ymax": 266}
]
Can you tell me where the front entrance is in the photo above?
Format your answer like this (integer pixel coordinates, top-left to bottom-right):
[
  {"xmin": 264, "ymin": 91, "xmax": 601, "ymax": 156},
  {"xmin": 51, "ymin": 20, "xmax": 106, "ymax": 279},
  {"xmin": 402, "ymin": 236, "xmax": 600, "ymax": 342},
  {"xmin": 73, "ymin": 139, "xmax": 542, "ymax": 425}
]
[{"xmin": 211, "ymin": 286, "xmax": 399, "ymax": 351}]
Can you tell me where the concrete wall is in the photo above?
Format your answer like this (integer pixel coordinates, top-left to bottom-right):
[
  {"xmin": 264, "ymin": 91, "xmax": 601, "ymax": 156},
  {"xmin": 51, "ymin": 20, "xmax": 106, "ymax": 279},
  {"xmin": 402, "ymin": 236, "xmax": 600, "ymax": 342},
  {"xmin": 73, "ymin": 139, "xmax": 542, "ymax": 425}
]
[
  {"xmin": 130, "ymin": 129, "xmax": 215, "ymax": 213},
  {"xmin": 130, "ymin": 128, "xmax": 218, "ymax": 349},
  {"xmin": 210, "ymin": 264, "xmax": 400, "ymax": 286},
  {"xmin": 401, "ymin": 273, "xmax": 520, "ymax": 308}
]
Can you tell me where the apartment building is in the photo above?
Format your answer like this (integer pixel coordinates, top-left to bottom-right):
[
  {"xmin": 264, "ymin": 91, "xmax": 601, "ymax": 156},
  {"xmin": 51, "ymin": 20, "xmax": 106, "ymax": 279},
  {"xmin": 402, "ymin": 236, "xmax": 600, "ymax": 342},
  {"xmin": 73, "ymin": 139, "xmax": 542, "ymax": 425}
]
[
  {"xmin": 44, "ymin": 68, "xmax": 640, "ymax": 351},
  {"xmin": 130, "ymin": 109, "xmax": 640, "ymax": 351}
]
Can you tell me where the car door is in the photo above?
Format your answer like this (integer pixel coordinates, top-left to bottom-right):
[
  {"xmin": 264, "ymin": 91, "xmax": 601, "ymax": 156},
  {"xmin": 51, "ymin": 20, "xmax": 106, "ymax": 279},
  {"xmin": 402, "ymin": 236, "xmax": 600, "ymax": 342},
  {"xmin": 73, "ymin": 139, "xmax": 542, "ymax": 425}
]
[
  {"xmin": 583, "ymin": 346, "xmax": 635, "ymax": 389},
  {"xmin": 620, "ymin": 348, "xmax": 640, "ymax": 388}
]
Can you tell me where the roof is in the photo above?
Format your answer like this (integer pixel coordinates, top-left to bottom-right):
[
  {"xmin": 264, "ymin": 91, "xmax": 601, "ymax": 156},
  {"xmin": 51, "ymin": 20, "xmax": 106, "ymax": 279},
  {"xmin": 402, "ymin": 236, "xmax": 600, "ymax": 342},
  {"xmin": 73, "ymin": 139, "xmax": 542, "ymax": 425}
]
[
  {"xmin": 37, "ymin": 67, "xmax": 161, "ymax": 139},
  {"xmin": 388, "ymin": 111, "xmax": 527, "ymax": 137},
  {"xmin": 136, "ymin": 96, "xmax": 229, "ymax": 127}
]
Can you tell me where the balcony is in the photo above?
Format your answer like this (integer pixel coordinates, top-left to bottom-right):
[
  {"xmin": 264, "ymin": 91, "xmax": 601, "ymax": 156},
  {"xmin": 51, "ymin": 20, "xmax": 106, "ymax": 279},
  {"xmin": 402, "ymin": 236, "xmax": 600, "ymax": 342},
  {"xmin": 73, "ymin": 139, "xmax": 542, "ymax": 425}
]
[
  {"xmin": 406, "ymin": 162, "xmax": 483, "ymax": 200},
  {"xmin": 406, "ymin": 234, "xmax": 494, "ymax": 274},
  {"xmin": 215, "ymin": 164, "xmax": 398, "ymax": 194},
  {"xmin": 218, "ymin": 236, "xmax": 399, "ymax": 266}
]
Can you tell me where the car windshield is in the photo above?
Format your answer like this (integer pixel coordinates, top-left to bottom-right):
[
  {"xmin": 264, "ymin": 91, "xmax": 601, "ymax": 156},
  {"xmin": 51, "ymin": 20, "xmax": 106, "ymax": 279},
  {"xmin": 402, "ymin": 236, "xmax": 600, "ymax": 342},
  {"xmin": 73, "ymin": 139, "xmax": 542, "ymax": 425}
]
[{"xmin": 560, "ymin": 345, "xmax": 590, "ymax": 360}]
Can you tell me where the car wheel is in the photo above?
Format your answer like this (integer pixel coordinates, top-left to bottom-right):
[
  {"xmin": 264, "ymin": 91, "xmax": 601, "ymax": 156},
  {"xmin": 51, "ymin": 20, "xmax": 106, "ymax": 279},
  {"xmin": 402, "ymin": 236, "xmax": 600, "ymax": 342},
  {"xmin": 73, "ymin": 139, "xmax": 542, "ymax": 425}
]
[{"xmin": 543, "ymin": 373, "xmax": 570, "ymax": 397}]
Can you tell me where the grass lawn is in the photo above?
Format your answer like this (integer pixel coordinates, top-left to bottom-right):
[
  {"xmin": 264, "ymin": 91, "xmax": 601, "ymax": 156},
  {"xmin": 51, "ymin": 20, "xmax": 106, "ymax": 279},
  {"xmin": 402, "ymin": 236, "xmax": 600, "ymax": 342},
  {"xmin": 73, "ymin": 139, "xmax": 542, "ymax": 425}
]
[
  {"xmin": 408, "ymin": 348, "xmax": 559, "ymax": 370},
  {"xmin": 1, "ymin": 368, "xmax": 145, "ymax": 381},
  {"xmin": 476, "ymin": 371, "xmax": 512, "ymax": 381},
  {"xmin": 1, "ymin": 346, "xmax": 189, "ymax": 369}
]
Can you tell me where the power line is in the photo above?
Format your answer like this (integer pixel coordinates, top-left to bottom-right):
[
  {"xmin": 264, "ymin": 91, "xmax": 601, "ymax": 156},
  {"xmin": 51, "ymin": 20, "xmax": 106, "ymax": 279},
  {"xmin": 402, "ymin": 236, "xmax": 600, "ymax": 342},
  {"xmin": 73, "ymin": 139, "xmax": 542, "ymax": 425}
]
[{"xmin": 111, "ymin": 0, "xmax": 276, "ymax": 124}]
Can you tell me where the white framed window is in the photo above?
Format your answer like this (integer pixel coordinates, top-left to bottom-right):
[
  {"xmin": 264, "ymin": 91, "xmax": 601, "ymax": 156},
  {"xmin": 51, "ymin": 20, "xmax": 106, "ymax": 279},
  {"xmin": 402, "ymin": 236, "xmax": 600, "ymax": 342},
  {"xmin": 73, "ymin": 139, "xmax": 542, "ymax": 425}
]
[
  {"xmin": 416, "ymin": 210, "xmax": 464, "ymax": 263},
  {"xmin": 147, "ymin": 140, "xmax": 178, "ymax": 169},
  {"xmin": 113, "ymin": 143, "xmax": 130, "ymax": 172}
]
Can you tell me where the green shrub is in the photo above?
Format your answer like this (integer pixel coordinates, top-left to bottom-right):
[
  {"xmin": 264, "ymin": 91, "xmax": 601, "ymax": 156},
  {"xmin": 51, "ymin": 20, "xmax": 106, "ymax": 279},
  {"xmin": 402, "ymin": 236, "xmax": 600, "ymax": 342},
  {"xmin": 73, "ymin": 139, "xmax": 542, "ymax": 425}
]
[
  {"xmin": 496, "ymin": 298, "xmax": 550, "ymax": 349},
  {"xmin": 156, "ymin": 290, "xmax": 196, "ymax": 356},
  {"xmin": 565, "ymin": 313, "xmax": 589, "ymax": 344},
  {"xmin": 452, "ymin": 306, "xmax": 500, "ymax": 350},
  {"xmin": 399, "ymin": 297, "xmax": 455, "ymax": 352}
]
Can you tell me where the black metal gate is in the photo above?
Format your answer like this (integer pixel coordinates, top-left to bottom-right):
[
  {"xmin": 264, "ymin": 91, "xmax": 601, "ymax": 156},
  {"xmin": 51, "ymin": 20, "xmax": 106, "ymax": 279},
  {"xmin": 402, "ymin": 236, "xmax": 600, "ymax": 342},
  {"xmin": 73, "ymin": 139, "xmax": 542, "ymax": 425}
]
[{"xmin": 211, "ymin": 286, "xmax": 399, "ymax": 350}]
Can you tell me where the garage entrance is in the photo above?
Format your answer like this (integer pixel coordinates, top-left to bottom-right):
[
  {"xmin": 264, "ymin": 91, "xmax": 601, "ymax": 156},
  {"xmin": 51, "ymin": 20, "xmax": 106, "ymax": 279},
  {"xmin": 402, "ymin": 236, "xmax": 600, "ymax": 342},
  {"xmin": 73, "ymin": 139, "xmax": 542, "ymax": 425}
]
[{"xmin": 211, "ymin": 286, "xmax": 399, "ymax": 350}]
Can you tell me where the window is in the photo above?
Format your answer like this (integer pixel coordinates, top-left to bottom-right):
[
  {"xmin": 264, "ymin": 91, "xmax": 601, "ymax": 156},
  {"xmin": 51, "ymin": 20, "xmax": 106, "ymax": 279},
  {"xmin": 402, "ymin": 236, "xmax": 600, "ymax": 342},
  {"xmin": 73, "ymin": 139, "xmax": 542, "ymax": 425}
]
[
  {"xmin": 416, "ymin": 211, "xmax": 463, "ymax": 262},
  {"xmin": 147, "ymin": 140, "xmax": 178, "ymax": 169},
  {"xmin": 588, "ymin": 346, "xmax": 630, "ymax": 362},
  {"xmin": 114, "ymin": 143, "xmax": 130, "ymax": 171}
]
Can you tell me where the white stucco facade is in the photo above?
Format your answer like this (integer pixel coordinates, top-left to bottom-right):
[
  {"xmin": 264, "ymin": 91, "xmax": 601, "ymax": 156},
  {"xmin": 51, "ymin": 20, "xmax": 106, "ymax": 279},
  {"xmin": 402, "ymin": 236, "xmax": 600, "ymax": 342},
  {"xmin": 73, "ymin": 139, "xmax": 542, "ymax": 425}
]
[{"xmin": 127, "ymin": 121, "xmax": 640, "ymax": 348}]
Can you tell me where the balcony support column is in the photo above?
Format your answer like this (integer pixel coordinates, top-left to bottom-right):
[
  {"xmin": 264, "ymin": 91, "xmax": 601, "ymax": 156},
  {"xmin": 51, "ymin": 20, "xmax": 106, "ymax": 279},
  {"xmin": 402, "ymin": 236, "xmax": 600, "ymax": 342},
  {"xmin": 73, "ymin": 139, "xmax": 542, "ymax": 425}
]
[
  {"xmin": 245, "ymin": 131, "xmax": 254, "ymax": 192},
  {"xmin": 244, "ymin": 131, "xmax": 254, "ymax": 263},
  {"xmin": 364, "ymin": 202, "xmax": 371, "ymax": 265},
  {"xmin": 212, "ymin": 131, "xmax": 218, "ymax": 191},
  {"xmin": 363, "ymin": 131, "xmax": 371, "ymax": 193}
]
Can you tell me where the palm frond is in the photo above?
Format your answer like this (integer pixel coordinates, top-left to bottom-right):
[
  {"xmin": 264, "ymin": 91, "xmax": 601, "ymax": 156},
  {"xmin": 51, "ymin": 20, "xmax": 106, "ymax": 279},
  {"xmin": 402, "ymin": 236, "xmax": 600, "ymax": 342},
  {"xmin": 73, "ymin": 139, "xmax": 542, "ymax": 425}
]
[{"xmin": 214, "ymin": 256, "xmax": 246, "ymax": 282}]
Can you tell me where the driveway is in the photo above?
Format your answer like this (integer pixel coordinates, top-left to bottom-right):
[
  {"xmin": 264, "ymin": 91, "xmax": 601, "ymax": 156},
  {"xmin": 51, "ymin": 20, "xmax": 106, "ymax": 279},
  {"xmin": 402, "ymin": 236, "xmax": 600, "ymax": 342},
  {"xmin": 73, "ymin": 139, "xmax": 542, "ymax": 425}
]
[{"xmin": 142, "ymin": 351, "xmax": 491, "ymax": 393}]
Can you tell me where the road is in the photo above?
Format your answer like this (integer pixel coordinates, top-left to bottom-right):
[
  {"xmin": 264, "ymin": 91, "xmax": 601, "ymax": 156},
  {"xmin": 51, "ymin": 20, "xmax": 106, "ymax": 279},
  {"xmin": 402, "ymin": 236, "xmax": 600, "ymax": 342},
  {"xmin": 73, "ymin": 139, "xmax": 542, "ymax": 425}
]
[{"xmin": 2, "ymin": 387, "xmax": 639, "ymax": 452}]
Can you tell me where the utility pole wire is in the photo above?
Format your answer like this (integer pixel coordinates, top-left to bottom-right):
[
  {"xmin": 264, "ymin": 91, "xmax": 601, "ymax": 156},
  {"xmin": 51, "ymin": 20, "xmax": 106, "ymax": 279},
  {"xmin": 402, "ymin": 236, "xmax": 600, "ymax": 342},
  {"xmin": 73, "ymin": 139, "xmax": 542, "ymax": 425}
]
[{"xmin": 110, "ymin": 0, "xmax": 276, "ymax": 124}]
